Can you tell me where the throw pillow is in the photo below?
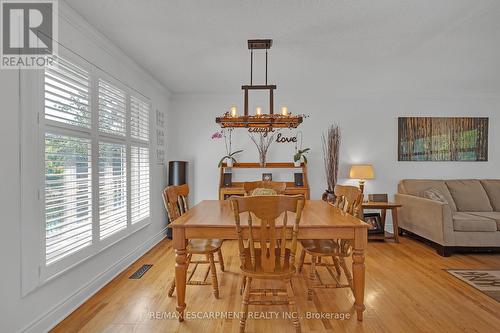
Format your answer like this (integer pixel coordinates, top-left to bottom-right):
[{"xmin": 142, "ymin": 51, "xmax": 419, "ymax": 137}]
[{"xmin": 421, "ymin": 188, "xmax": 448, "ymax": 204}]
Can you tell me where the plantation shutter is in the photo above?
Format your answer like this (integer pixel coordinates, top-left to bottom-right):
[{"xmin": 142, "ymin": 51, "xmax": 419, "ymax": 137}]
[
  {"xmin": 44, "ymin": 58, "xmax": 93, "ymax": 265},
  {"xmin": 130, "ymin": 96, "xmax": 150, "ymax": 142},
  {"xmin": 98, "ymin": 142, "xmax": 127, "ymax": 239},
  {"xmin": 44, "ymin": 58, "xmax": 91, "ymax": 128},
  {"xmin": 131, "ymin": 146, "xmax": 150, "ymax": 224},
  {"xmin": 98, "ymin": 79, "xmax": 126, "ymax": 135},
  {"xmin": 40, "ymin": 56, "xmax": 154, "ymax": 275},
  {"xmin": 44, "ymin": 133, "xmax": 92, "ymax": 264}
]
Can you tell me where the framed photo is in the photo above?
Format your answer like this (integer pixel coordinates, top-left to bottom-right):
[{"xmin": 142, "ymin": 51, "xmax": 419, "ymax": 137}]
[
  {"xmin": 364, "ymin": 213, "xmax": 384, "ymax": 234},
  {"xmin": 262, "ymin": 173, "xmax": 272, "ymax": 181}
]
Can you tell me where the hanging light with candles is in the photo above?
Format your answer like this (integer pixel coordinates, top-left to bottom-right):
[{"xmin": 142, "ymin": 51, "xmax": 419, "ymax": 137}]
[
  {"xmin": 230, "ymin": 106, "xmax": 237, "ymax": 117},
  {"xmin": 215, "ymin": 39, "xmax": 303, "ymax": 131}
]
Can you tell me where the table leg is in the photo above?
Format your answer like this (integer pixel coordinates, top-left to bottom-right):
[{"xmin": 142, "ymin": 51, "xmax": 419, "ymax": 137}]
[
  {"xmin": 352, "ymin": 228, "xmax": 367, "ymax": 321},
  {"xmin": 380, "ymin": 209, "xmax": 387, "ymax": 227},
  {"xmin": 391, "ymin": 208, "xmax": 400, "ymax": 243},
  {"xmin": 173, "ymin": 228, "xmax": 187, "ymax": 322},
  {"xmin": 380, "ymin": 208, "xmax": 387, "ymax": 240}
]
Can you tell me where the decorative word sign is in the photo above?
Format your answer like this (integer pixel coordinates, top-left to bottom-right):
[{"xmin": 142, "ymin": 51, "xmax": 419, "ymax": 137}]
[
  {"xmin": 156, "ymin": 109, "xmax": 166, "ymax": 165},
  {"xmin": 275, "ymin": 132, "xmax": 297, "ymax": 144},
  {"xmin": 248, "ymin": 127, "xmax": 275, "ymax": 137}
]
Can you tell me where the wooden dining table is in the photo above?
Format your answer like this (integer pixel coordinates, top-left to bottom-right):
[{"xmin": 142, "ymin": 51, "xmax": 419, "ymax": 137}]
[{"xmin": 169, "ymin": 199, "xmax": 369, "ymax": 322}]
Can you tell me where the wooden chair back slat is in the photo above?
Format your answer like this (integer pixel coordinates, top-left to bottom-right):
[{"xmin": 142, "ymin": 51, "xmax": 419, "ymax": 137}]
[
  {"xmin": 230, "ymin": 195, "xmax": 304, "ymax": 273},
  {"xmin": 162, "ymin": 184, "xmax": 190, "ymax": 223},
  {"xmin": 176, "ymin": 184, "xmax": 189, "ymax": 214},
  {"xmin": 333, "ymin": 185, "xmax": 363, "ymax": 219},
  {"xmin": 243, "ymin": 181, "xmax": 287, "ymax": 196}
]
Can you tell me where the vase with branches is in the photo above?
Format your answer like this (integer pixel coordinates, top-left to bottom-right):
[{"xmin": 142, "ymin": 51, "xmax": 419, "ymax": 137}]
[
  {"xmin": 249, "ymin": 131, "xmax": 277, "ymax": 167},
  {"xmin": 211, "ymin": 128, "xmax": 243, "ymax": 167},
  {"xmin": 322, "ymin": 124, "xmax": 341, "ymax": 202}
]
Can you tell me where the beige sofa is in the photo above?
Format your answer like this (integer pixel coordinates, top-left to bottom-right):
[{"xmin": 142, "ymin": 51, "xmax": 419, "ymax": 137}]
[{"xmin": 395, "ymin": 179, "xmax": 500, "ymax": 256}]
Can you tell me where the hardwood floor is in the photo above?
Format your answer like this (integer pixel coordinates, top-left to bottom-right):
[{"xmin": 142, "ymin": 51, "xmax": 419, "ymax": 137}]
[{"xmin": 52, "ymin": 237, "xmax": 500, "ymax": 333}]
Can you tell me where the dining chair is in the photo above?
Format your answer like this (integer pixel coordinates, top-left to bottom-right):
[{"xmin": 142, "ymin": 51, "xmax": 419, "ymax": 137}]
[
  {"xmin": 243, "ymin": 181, "xmax": 287, "ymax": 196},
  {"xmin": 297, "ymin": 185, "xmax": 363, "ymax": 299},
  {"xmin": 162, "ymin": 184, "xmax": 225, "ymax": 299},
  {"xmin": 237, "ymin": 181, "xmax": 286, "ymax": 295},
  {"xmin": 230, "ymin": 195, "xmax": 305, "ymax": 333}
]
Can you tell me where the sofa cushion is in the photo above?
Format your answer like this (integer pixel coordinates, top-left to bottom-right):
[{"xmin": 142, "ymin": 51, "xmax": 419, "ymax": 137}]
[
  {"xmin": 467, "ymin": 212, "xmax": 500, "ymax": 231},
  {"xmin": 446, "ymin": 180, "xmax": 493, "ymax": 212},
  {"xmin": 452, "ymin": 212, "xmax": 497, "ymax": 232},
  {"xmin": 480, "ymin": 180, "xmax": 500, "ymax": 211},
  {"xmin": 399, "ymin": 180, "xmax": 457, "ymax": 211}
]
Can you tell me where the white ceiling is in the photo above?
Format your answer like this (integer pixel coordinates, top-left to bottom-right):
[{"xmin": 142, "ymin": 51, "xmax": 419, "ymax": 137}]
[{"xmin": 64, "ymin": 0, "xmax": 500, "ymax": 95}]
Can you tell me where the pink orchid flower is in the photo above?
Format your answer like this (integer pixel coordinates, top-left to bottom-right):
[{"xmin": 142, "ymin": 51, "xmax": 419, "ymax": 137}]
[{"xmin": 211, "ymin": 131, "xmax": 223, "ymax": 139}]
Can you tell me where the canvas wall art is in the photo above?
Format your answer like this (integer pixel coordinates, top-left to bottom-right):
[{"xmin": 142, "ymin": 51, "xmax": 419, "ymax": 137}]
[{"xmin": 398, "ymin": 117, "xmax": 488, "ymax": 161}]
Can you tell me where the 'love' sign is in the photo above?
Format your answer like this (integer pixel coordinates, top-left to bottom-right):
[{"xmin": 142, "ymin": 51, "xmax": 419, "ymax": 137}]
[{"xmin": 275, "ymin": 133, "xmax": 297, "ymax": 143}]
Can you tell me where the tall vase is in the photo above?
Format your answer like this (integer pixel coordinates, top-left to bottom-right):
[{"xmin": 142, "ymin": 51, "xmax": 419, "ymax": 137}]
[{"xmin": 259, "ymin": 154, "xmax": 266, "ymax": 167}]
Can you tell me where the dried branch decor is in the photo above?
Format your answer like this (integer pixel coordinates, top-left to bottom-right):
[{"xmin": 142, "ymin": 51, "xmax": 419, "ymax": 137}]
[
  {"xmin": 249, "ymin": 131, "xmax": 277, "ymax": 167},
  {"xmin": 322, "ymin": 124, "xmax": 341, "ymax": 195}
]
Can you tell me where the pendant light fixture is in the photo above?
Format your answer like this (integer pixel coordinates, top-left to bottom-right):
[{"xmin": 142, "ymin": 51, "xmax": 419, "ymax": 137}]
[{"xmin": 215, "ymin": 39, "xmax": 303, "ymax": 131}]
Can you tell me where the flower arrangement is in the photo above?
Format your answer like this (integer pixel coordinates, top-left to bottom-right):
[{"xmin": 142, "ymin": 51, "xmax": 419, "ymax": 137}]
[{"xmin": 211, "ymin": 128, "xmax": 243, "ymax": 167}]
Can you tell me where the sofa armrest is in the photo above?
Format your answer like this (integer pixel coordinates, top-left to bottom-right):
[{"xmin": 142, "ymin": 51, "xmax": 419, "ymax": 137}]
[{"xmin": 395, "ymin": 193, "xmax": 454, "ymax": 246}]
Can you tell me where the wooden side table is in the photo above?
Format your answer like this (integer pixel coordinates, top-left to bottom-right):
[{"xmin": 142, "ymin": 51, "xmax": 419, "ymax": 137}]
[{"xmin": 362, "ymin": 202, "xmax": 402, "ymax": 243}]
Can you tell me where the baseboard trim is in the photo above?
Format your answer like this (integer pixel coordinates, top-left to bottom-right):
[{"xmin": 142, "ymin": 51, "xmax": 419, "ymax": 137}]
[{"xmin": 21, "ymin": 227, "xmax": 168, "ymax": 333}]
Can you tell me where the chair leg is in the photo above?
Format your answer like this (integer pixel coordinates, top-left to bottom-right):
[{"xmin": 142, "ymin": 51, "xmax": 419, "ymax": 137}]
[
  {"xmin": 208, "ymin": 253, "xmax": 219, "ymax": 299},
  {"xmin": 240, "ymin": 275, "xmax": 247, "ymax": 295},
  {"xmin": 286, "ymin": 279, "xmax": 301, "ymax": 333},
  {"xmin": 332, "ymin": 256, "xmax": 342, "ymax": 276},
  {"xmin": 217, "ymin": 248, "xmax": 225, "ymax": 272},
  {"xmin": 339, "ymin": 257, "xmax": 353, "ymax": 291},
  {"xmin": 308, "ymin": 255, "xmax": 317, "ymax": 301},
  {"xmin": 240, "ymin": 277, "xmax": 252, "ymax": 333},
  {"xmin": 297, "ymin": 249, "xmax": 306, "ymax": 273}
]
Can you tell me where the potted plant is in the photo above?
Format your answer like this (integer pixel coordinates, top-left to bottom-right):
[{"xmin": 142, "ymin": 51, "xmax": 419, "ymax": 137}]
[
  {"xmin": 218, "ymin": 149, "xmax": 243, "ymax": 167},
  {"xmin": 293, "ymin": 148, "xmax": 310, "ymax": 167},
  {"xmin": 212, "ymin": 129, "xmax": 243, "ymax": 167}
]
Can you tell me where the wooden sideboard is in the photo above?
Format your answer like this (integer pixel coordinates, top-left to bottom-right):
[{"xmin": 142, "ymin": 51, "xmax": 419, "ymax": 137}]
[{"xmin": 218, "ymin": 162, "xmax": 310, "ymax": 200}]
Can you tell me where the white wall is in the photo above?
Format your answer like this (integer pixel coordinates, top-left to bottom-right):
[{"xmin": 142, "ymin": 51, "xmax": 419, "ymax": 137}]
[
  {"xmin": 0, "ymin": 4, "xmax": 170, "ymax": 332},
  {"xmin": 169, "ymin": 92, "xmax": 499, "ymax": 206}
]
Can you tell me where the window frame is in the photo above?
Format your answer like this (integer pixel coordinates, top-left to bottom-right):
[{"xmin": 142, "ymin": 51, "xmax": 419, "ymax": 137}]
[{"xmin": 21, "ymin": 50, "xmax": 153, "ymax": 289}]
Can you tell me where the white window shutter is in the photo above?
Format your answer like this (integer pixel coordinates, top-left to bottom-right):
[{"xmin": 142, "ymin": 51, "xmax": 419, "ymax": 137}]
[
  {"xmin": 131, "ymin": 146, "xmax": 150, "ymax": 224},
  {"xmin": 44, "ymin": 58, "xmax": 91, "ymax": 128},
  {"xmin": 98, "ymin": 142, "xmax": 127, "ymax": 239},
  {"xmin": 98, "ymin": 80, "xmax": 126, "ymax": 136},
  {"xmin": 40, "ymin": 56, "xmax": 154, "ymax": 277},
  {"xmin": 45, "ymin": 133, "xmax": 92, "ymax": 264},
  {"xmin": 130, "ymin": 96, "xmax": 150, "ymax": 142}
]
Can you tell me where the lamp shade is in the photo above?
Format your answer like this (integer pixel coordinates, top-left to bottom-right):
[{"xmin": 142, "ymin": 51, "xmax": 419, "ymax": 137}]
[{"xmin": 349, "ymin": 164, "xmax": 375, "ymax": 180}]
